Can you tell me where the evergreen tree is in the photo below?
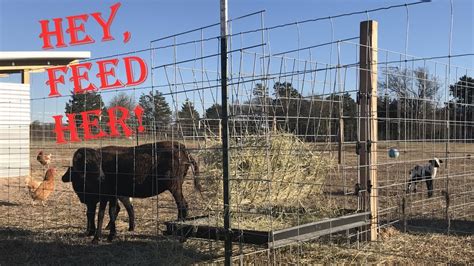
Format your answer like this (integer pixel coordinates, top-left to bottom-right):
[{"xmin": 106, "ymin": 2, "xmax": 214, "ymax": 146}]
[
  {"xmin": 252, "ymin": 83, "xmax": 270, "ymax": 104},
  {"xmin": 138, "ymin": 91, "xmax": 172, "ymax": 129},
  {"xmin": 65, "ymin": 91, "xmax": 106, "ymax": 131},
  {"xmin": 205, "ymin": 103, "xmax": 221, "ymax": 134},
  {"xmin": 326, "ymin": 92, "xmax": 358, "ymax": 142},
  {"xmin": 273, "ymin": 81, "xmax": 302, "ymax": 99},
  {"xmin": 205, "ymin": 103, "xmax": 221, "ymax": 120},
  {"xmin": 450, "ymin": 75, "xmax": 474, "ymax": 106},
  {"xmin": 273, "ymin": 82, "xmax": 302, "ymax": 133},
  {"xmin": 449, "ymin": 75, "xmax": 474, "ymax": 139},
  {"xmin": 178, "ymin": 99, "xmax": 200, "ymax": 122},
  {"xmin": 178, "ymin": 99, "xmax": 200, "ymax": 136},
  {"xmin": 251, "ymin": 83, "xmax": 270, "ymax": 115}
]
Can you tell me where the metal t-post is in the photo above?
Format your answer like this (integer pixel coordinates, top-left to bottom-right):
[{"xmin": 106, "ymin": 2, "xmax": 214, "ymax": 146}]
[{"xmin": 220, "ymin": 0, "xmax": 232, "ymax": 264}]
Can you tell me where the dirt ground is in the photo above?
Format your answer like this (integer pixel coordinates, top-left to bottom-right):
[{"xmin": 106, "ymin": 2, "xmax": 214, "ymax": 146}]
[{"xmin": 0, "ymin": 138, "xmax": 472, "ymax": 264}]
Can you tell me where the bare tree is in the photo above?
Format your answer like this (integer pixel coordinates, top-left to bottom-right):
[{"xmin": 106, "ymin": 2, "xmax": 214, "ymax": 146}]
[
  {"xmin": 108, "ymin": 92, "xmax": 137, "ymax": 135},
  {"xmin": 108, "ymin": 92, "xmax": 136, "ymax": 111},
  {"xmin": 379, "ymin": 67, "xmax": 441, "ymax": 140},
  {"xmin": 380, "ymin": 67, "xmax": 440, "ymax": 101}
]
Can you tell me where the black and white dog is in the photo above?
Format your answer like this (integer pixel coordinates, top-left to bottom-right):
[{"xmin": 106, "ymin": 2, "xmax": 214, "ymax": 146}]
[{"xmin": 406, "ymin": 158, "xmax": 443, "ymax": 197}]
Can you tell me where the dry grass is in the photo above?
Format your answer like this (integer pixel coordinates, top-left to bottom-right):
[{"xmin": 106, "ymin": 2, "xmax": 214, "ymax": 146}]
[
  {"xmin": 195, "ymin": 132, "xmax": 337, "ymax": 230},
  {"xmin": 231, "ymin": 228, "xmax": 473, "ymax": 264},
  {"xmin": 0, "ymin": 138, "xmax": 472, "ymax": 264},
  {"xmin": 0, "ymin": 139, "xmax": 214, "ymax": 264},
  {"xmin": 198, "ymin": 132, "xmax": 334, "ymax": 208}
]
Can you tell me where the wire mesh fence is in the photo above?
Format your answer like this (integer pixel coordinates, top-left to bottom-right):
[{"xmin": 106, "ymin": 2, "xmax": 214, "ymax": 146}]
[{"xmin": 0, "ymin": 1, "xmax": 473, "ymax": 264}]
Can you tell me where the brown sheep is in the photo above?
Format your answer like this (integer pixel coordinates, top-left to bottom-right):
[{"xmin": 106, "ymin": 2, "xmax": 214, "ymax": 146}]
[{"xmin": 62, "ymin": 141, "xmax": 201, "ymax": 243}]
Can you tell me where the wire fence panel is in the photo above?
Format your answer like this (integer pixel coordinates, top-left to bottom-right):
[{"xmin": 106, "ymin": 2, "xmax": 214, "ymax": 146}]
[{"xmin": 0, "ymin": 2, "xmax": 472, "ymax": 264}]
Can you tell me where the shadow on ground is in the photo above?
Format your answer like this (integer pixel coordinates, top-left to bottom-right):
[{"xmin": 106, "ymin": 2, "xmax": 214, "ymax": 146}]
[
  {"xmin": 0, "ymin": 228, "xmax": 213, "ymax": 264},
  {"xmin": 0, "ymin": 200, "xmax": 19, "ymax": 207},
  {"xmin": 396, "ymin": 218, "xmax": 474, "ymax": 236}
]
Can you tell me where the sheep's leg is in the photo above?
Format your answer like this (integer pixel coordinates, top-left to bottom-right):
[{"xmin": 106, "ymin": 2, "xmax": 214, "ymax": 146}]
[
  {"xmin": 119, "ymin": 197, "xmax": 135, "ymax": 231},
  {"xmin": 86, "ymin": 202, "xmax": 97, "ymax": 236},
  {"xmin": 105, "ymin": 200, "xmax": 120, "ymax": 230},
  {"xmin": 92, "ymin": 200, "xmax": 107, "ymax": 244},
  {"xmin": 107, "ymin": 199, "xmax": 117, "ymax": 242},
  {"xmin": 407, "ymin": 176, "xmax": 417, "ymax": 193},
  {"xmin": 170, "ymin": 188, "xmax": 188, "ymax": 221},
  {"xmin": 409, "ymin": 177, "xmax": 419, "ymax": 193},
  {"xmin": 406, "ymin": 180, "xmax": 412, "ymax": 193},
  {"xmin": 425, "ymin": 177, "xmax": 434, "ymax": 198}
]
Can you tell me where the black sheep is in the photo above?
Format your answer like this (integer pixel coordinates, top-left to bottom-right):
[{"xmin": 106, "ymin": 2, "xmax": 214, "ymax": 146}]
[
  {"xmin": 62, "ymin": 147, "xmax": 135, "ymax": 236},
  {"xmin": 62, "ymin": 141, "xmax": 201, "ymax": 243}
]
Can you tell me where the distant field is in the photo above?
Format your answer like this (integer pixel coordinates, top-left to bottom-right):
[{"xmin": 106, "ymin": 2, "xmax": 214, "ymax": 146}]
[{"xmin": 0, "ymin": 138, "xmax": 472, "ymax": 264}]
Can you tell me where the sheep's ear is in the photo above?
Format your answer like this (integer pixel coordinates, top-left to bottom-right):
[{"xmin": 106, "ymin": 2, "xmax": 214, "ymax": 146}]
[
  {"xmin": 62, "ymin": 167, "xmax": 72, "ymax": 183},
  {"xmin": 439, "ymin": 159, "xmax": 443, "ymax": 163},
  {"xmin": 430, "ymin": 159, "xmax": 440, "ymax": 168}
]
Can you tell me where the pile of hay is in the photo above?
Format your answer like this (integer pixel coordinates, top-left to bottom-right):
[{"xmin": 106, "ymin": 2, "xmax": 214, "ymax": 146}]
[{"xmin": 198, "ymin": 132, "xmax": 335, "ymax": 210}]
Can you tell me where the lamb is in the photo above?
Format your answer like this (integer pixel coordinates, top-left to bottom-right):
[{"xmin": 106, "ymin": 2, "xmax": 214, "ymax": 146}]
[
  {"xmin": 406, "ymin": 157, "xmax": 443, "ymax": 197},
  {"xmin": 61, "ymin": 141, "xmax": 201, "ymax": 243},
  {"xmin": 62, "ymin": 147, "xmax": 135, "ymax": 237}
]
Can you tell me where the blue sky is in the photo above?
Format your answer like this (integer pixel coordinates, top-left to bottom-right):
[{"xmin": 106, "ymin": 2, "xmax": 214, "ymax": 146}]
[{"xmin": 0, "ymin": 0, "xmax": 472, "ymax": 121}]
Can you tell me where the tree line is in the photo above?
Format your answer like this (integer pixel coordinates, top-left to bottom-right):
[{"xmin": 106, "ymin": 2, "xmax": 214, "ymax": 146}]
[{"xmin": 31, "ymin": 68, "xmax": 474, "ymax": 142}]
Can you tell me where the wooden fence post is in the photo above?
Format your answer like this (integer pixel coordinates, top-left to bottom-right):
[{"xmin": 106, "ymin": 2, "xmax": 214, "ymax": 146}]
[{"xmin": 359, "ymin": 20, "xmax": 379, "ymax": 241}]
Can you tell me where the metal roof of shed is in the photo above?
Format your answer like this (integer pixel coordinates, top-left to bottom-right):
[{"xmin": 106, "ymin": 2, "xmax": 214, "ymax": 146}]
[
  {"xmin": 0, "ymin": 51, "xmax": 91, "ymax": 74},
  {"xmin": 0, "ymin": 51, "xmax": 90, "ymax": 61}
]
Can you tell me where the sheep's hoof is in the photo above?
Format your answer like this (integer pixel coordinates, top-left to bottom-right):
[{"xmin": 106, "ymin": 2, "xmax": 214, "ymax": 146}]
[
  {"xmin": 178, "ymin": 209, "xmax": 188, "ymax": 221},
  {"xmin": 177, "ymin": 215, "xmax": 186, "ymax": 222},
  {"xmin": 107, "ymin": 234, "xmax": 116, "ymax": 242},
  {"xmin": 91, "ymin": 238, "xmax": 100, "ymax": 244},
  {"xmin": 86, "ymin": 230, "xmax": 96, "ymax": 237}
]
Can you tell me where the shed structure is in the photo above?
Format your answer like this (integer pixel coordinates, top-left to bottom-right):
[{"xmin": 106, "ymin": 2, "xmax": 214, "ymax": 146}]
[{"xmin": 0, "ymin": 51, "xmax": 90, "ymax": 177}]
